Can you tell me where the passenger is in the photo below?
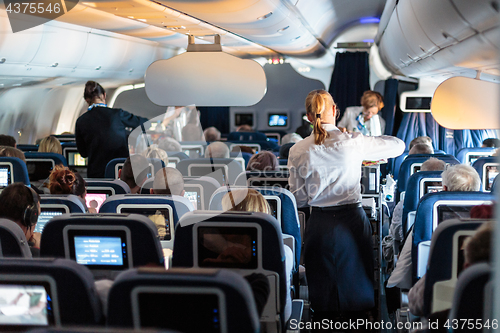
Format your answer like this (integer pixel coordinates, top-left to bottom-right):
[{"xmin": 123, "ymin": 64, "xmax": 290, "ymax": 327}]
[
  {"xmin": 72, "ymin": 170, "xmax": 93, "ymax": 213},
  {"xmin": 337, "ymin": 90, "xmax": 386, "ymax": 136},
  {"xmin": 279, "ymin": 142, "xmax": 294, "ymax": 160},
  {"xmin": 37, "ymin": 136, "xmax": 62, "ymax": 154},
  {"xmin": 119, "ymin": 155, "xmax": 150, "ymax": 194},
  {"xmin": 150, "ymin": 167, "xmax": 185, "ymax": 196},
  {"xmin": 482, "ymin": 138, "xmax": 500, "ymax": 148},
  {"xmin": 409, "ymin": 143, "xmax": 434, "ymax": 155},
  {"xmin": 0, "ymin": 134, "xmax": 16, "ymax": 148},
  {"xmin": 75, "ymin": 81, "xmax": 148, "ymax": 178},
  {"xmin": 295, "ymin": 123, "xmax": 313, "ymax": 139},
  {"xmin": 388, "ymin": 158, "xmax": 446, "ymax": 242},
  {"xmin": 236, "ymin": 124, "xmax": 253, "ymax": 132},
  {"xmin": 409, "ymin": 136, "xmax": 433, "ymax": 150},
  {"xmin": 0, "ymin": 146, "xmax": 26, "ymax": 162},
  {"xmin": 288, "ymin": 89, "xmax": 404, "ymax": 320},
  {"xmin": 408, "ymin": 219, "xmax": 494, "ymax": 319},
  {"xmin": 281, "ymin": 133, "xmax": 303, "ymax": 145},
  {"xmin": 142, "ymin": 145, "xmax": 169, "ymax": 167},
  {"xmin": 246, "ymin": 151, "xmax": 278, "ymax": 171},
  {"xmin": 48, "ymin": 165, "xmax": 93, "ymax": 212},
  {"xmin": 221, "ymin": 189, "xmax": 290, "ymax": 320},
  {"xmin": 203, "ymin": 126, "xmax": 221, "ymax": 142},
  {"xmin": 387, "ymin": 164, "xmax": 481, "ymax": 290},
  {"xmin": 205, "ymin": 142, "xmax": 230, "ymax": 159},
  {"xmin": 0, "ymin": 183, "xmax": 41, "ymax": 257},
  {"xmin": 157, "ymin": 137, "xmax": 182, "ymax": 152},
  {"xmin": 181, "ymin": 124, "xmax": 204, "ymax": 141}
]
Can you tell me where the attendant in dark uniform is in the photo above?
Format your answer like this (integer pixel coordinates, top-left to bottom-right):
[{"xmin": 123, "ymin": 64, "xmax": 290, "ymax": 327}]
[
  {"xmin": 288, "ymin": 90, "xmax": 404, "ymax": 322},
  {"xmin": 75, "ymin": 81, "xmax": 148, "ymax": 178}
]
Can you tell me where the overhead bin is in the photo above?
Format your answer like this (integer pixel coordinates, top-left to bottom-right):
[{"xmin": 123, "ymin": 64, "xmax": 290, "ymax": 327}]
[{"xmin": 451, "ymin": 0, "xmax": 500, "ymax": 33}]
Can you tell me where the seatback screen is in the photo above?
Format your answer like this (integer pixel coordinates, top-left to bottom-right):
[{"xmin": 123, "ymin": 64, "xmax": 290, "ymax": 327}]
[
  {"xmin": 197, "ymin": 226, "xmax": 258, "ymax": 269},
  {"xmin": 235, "ymin": 113, "xmax": 253, "ymax": 127},
  {"xmin": 184, "ymin": 188, "xmax": 201, "ymax": 210},
  {"xmin": 85, "ymin": 191, "xmax": 111, "ymax": 213},
  {"xmin": 120, "ymin": 208, "xmax": 171, "ymax": 241},
  {"xmin": 0, "ymin": 166, "xmax": 11, "ymax": 188},
  {"xmin": 266, "ymin": 198, "xmax": 278, "ymax": 220},
  {"xmin": 67, "ymin": 229, "xmax": 129, "ymax": 270},
  {"xmin": 137, "ymin": 292, "xmax": 221, "ymax": 333},
  {"xmin": 423, "ymin": 181, "xmax": 443, "ymax": 196},
  {"xmin": 26, "ymin": 161, "xmax": 54, "ymax": 182},
  {"xmin": 35, "ymin": 208, "xmax": 66, "ymax": 233},
  {"xmin": 485, "ymin": 165, "xmax": 498, "ymax": 191},
  {"xmin": 67, "ymin": 152, "xmax": 87, "ymax": 166},
  {"xmin": 268, "ymin": 114, "xmax": 288, "ymax": 127},
  {"xmin": 0, "ymin": 283, "xmax": 54, "ymax": 327},
  {"xmin": 437, "ymin": 205, "xmax": 473, "ymax": 225}
]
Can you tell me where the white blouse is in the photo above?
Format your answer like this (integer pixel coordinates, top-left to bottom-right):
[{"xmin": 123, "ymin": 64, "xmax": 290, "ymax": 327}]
[
  {"xmin": 288, "ymin": 123, "xmax": 405, "ymax": 207},
  {"xmin": 337, "ymin": 106, "xmax": 386, "ymax": 136}
]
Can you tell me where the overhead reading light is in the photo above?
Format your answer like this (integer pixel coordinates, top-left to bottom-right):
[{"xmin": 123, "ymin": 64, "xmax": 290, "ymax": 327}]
[
  {"xmin": 145, "ymin": 34, "xmax": 266, "ymax": 106},
  {"xmin": 277, "ymin": 26, "xmax": 290, "ymax": 33},
  {"xmin": 257, "ymin": 12, "xmax": 273, "ymax": 20},
  {"xmin": 95, "ymin": 66, "xmax": 101, "ymax": 70},
  {"xmin": 291, "ymin": 36, "xmax": 301, "ymax": 41},
  {"xmin": 51, "ymin": 63, "xmax": 58, "ymax": 67},
  {"xmin": 360, "ymin": 17, "xmax": 380, "ymax": 24},
  {"xmin": 0, "ymin": 58, "xmax": 5, "ymax": 64}
]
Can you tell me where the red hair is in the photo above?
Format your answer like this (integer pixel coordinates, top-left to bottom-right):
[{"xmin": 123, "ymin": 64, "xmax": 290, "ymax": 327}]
[{"xmin": 49, "ymin": 165, "xmax": 77, "ymax": 195}]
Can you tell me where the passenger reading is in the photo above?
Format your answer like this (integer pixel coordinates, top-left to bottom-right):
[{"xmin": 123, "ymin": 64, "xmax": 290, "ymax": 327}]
[{"xmin": 74, "ymin": 236, "xmax": 124, "ymax": 266}]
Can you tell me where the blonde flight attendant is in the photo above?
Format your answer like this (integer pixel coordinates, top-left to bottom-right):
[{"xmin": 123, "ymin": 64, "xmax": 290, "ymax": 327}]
[{"xmin": 288, "ymin": 90, "xmax": 404, "ymax": 319}]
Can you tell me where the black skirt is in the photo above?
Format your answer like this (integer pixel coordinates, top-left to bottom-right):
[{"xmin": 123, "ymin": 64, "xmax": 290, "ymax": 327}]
[{"xmin": 304, "ymin": 204, "xmax": 375, "ymax": 312}]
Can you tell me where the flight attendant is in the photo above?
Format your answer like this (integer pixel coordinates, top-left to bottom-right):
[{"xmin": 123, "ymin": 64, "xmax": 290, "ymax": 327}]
[
  {"xmin": 337, "ymin": 90, "xmax": 386, "ymax": 136},
  {"xmin": 288, "ymin": 90, "xmax": 404, "ymax": 321},
  {"xmin": 75, "ymin": 81, "xmax": 148, "ymax": 178}
]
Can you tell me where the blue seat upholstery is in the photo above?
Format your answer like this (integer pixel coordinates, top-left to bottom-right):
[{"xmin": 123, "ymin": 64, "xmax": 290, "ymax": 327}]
[
  {"xmin": 0, "ymin": 258, "xmax": 103, "ymax": 325},
  {"xmin": 0, "ymin": 218, "xmax": 32, "ymax": 258},
  {"xmin": 0, "ymin": 156, "xmax": 30, "ymax": 185},
  {"xmin": 401, "ymin": 171, "xmax": 443, "ymax": 236},
  {"xmin": 40, "ymin": 214, "xmax": 163, "ymax": 268},
  {"xmin": 230, "ymin": 151, "xmax": 252, "ymax": 168},
  {"xmin": 456, "ymin": 147, "xmax": 496, "ymax": 165},
  {"xmin": 472, "ymin": 156, "xmax": 498, "ymax": 192},
  {"xmin": 228, "ymin": 131, "xmax": 268, "ymax": 142},
  {"xmin": 492, "ymin": 174, "xmax": 500, "ymax": 194},
  {"xmin": 209, "ymin": 186, "xmax": 301, "ymax": 270},
  {"xmin": 411, "ymin": 191, "xmax": 494, "ymax": 283},
  {"xmin": 24, "ymin": 152, "xmax": 67, "ymax": 166},
  {"xmin": 227, "ymin": 140, "xmax": 279, "ymax": 152},
  {"xmin": 85, "ymin": 179, "xmax": 131, "ymax": 195},
  {"xmin": 423, "ymin": 219, "xmax": 485, "ymax": 316},
  {"xmin": 448, "ymin": 263, "xmax": 491, "ymax": 331},
  {"xmin": 389, "ymin": 150, "xmax": 408, "ymax": 180},
  {"xmin": 107, "ymin": 268, "xmax": 260, "ymax": 333},
  {"xmin": 177, "ymin": 158, "xmax": 244, "ymax": 185},
  {"xmin": 397, "ymin": 154, "xmax": 459, "ymax": 202},
  {"xmin": 40, "ymin": 194, "xmax": 86, "ymax": 213},
  {"xmin": 173, "ymin": 211, "xmax": 287, "ymax": 330},
  {"xmin": 16, "ymin": 144, "xmax": 39, "ymax": 152},
  {"xmin": 104, "ymin": 158, "xmax": 126, "ymax": 179}
]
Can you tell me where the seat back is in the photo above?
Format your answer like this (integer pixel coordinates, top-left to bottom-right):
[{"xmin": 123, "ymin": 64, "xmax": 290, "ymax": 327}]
[
  {"xmin": 40, "ymin": 214, "xmax": 163, "ymax": 278},
  {"xmin": 228, "ymin": 131, "xmax": 268, "ymax": 142},
  {"xmin": 183, "ymin": 176, "xmax": 220, "ymax": 210},
  {"xmin": 227, "ymin": 140, "xmax": 279, "ymax": 152},
  {"xmin": 177, "ymin": 158, "xmax": 244, "ymax": 185},
  {"xmin": 0, "ymin": 258, "xmax": 102, "ymax": 326},
  {"xmin": 390, "ymin": 150, "xmax": 408, "ymax": 180},
  {"xmin": 423, "ymin": 219, "xmax": 485, "ymax": 316},
  {"xmin": 456, "ymin": 147, "xmax": 496, "ymax": 165},
  {"xmin": 229, "ymin": 151, "xmax": 253, "ymax": 169},
  {"xmin": 397, "ymin": 154, "xmax": 459, "ymax": 201},
  {"xmin": 402, "ymin": 171, "xmax": 443, "ymax": 234},
  {"xmin": 0, "ymin": 218, "xmax": 32, "ymax": 258},
  {"xmin": 24, "ymin": 152, "xmax": 67, "ymax": 183},
  {"xmin": 234, "ymin": 170, "xmax": 291, "ymax": 188},
  {"xmin": 448, "ymin": 263, "xmax": 491, "ymax": 331},
  {"xmin": 164, "ymin": 151, "xmax": 189, "ymax": 168},
  {"xmin": 172, "ymin": 211, "xmax": 287, "ymax": 329},
  {"xmin": 16, "ymin": 144, "xmax": 39, "ymax": 152},
  {"xmin": 107, "ymin": 268, "xmax": 260, "ymax": 333},
  {"xmin": 37, "ymin": 195, "xmax": 87, "ymax": 233},
  {"xmin": 411, "ymin": 191, "xmax": 494, "ymax": 282},
  {"xmin": 100, "ymin": 194, "xmax": 194, "ymax": 249},
  {"xmin": 472, "ymin": 156, "xmax": 499, "ymax": 192},
  {"xmin": 85, "ymin": 179, "xmax": 131, "ymax": 195},
  {"xmin": 180, "ymin": 141, "xmax": 206, "ymax": 158},
  {"xmin": 104, "ymin": 158, "xmax": 127, "ymax": 179},
  {"xmin": 209, "ymin": 186, "xmax": 301, "ymax": 269},
  {"xmin": 0, "ymin": 156, "xmax": 30, "ymax": 186}
]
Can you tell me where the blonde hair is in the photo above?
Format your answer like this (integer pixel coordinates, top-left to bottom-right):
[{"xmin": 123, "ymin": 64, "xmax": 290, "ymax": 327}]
[
  {"xmin": 38, "ymin": 136, "xmax": 62, "ymax": 154},
  {"xmin": 222, "ymin": 189, "xmax": 271, "ymax": 215},
  {"xmin": 305, "ymin": 90, "xmax": 335, "ymax": 145},
  {"xmin": 361, "ymin": 91, "xmax": 384, "ymax": 111}
]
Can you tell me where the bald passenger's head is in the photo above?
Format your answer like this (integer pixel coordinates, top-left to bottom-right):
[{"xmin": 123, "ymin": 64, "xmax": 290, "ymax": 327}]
[
  {"xmin": 205, "ymin": 142, "xmax": 230, "ymax": 159},
  {"xmin": 151, "ymin": 167, "xmax": 185, "ymax": 196}
]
